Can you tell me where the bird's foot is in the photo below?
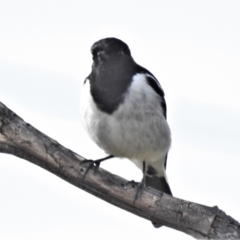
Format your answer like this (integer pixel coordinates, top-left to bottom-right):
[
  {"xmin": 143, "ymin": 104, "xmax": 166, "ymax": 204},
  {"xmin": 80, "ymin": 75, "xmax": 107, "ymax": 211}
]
[
  {"xmin": 124, "ymin": 180, "xmax": 162, "ymax": 227},
  {"xmin": 134, "ymin": 180, "xmax": 144, "ymax": 202},
  {"xmin": 124, "ymin": 180, "xmax": 139, "ymax": 189},
  {"xmin": 80, "ymin": 159, "xmax": 101, "ymax": 178},
  {"xmin": 123, "ymin": 180, "xmax": 143, "ymax": 202},
  {"xmin": 81, "ymin": 159, "xmax": 101, "ymax": 167},
  {"xmin": 80, "ymin": 155, "xmax": 114, "ymax": 178}
]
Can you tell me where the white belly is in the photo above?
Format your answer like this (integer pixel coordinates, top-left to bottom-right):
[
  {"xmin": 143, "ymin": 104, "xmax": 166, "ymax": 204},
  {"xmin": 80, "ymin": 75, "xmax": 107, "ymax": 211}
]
[{"xmin": 80, "ymin": 74, "xmax": 171, "ymax": 170}]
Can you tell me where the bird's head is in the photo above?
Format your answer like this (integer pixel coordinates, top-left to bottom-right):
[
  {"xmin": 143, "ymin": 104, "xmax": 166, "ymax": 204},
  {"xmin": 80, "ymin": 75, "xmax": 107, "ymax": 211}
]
[{"xmin": 91, "ymin": 38, "xmax": 131, "ymax": 64}]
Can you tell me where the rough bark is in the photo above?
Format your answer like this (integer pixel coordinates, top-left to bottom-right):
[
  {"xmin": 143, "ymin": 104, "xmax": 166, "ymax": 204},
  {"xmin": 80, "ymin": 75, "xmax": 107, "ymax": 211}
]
[{"xmin": 0, "ymin": 101, "xmax": 239, "ymax": 239}]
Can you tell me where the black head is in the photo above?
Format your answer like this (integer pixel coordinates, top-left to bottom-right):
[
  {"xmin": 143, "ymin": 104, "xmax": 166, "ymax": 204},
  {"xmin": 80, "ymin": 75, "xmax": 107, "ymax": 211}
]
[
  {"xmin": 88, "ymin": 38, "xmax": 136, "ymax": 114},
  {"xmin": 91, "ymin": 38, "xmax": 131, "ymax": 61}
]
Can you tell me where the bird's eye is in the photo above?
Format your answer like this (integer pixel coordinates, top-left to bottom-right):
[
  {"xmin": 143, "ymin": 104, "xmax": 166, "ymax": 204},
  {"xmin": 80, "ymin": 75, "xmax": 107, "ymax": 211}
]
[{"xmin": 97, "ymin": 51, "xmax": 105, "ymax": 61}]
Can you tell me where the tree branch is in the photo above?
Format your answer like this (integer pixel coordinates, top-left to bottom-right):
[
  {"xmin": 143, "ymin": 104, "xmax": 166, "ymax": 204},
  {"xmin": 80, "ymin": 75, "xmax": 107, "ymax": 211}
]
[{"xmin": 0, "ymin": 101, "xmax": 239, "ymax": 239}]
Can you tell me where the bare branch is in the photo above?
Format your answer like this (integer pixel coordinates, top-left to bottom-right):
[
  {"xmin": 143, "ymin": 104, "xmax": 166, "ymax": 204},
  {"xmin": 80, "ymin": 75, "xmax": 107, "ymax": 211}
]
[{"xmin": 0, "ymin": 101, "xmax": 239, "ymax": 239}]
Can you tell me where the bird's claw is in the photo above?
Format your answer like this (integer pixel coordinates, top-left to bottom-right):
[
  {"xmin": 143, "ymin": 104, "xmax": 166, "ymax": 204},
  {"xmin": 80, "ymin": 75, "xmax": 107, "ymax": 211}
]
[
  {"xmin": 80, "ymin": 159, "xmax": 101, "ymax": 178},
  {"xmin": 80, "ymin": 155, "xmax": 114, "ymax": 179},
  {"xmin": 134, "ymin": 181, "xmax": 144, "ymax": 202},
  {"xmin": 124, "ymin": 180, "xmax": 139, "ymax": 189},
  {"xmin": 123, "ymin": 180, "xmax": 144, "ymax": 202}
]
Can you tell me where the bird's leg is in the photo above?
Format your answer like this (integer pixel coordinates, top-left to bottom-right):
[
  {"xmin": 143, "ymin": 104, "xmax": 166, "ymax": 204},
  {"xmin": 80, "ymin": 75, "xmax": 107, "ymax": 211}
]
[
  {"xmin": 81, "ymin": 155, "xmax": 114, "ymax": 178},
  {"xmin": 82, "ymin": 155, "xmax": 114, "ymax": 167},
  {"xmin": 125, "ymin": 162, "xmax": 146, "ymax": 196},
  {"xmin": 142, "ymin": 161, "xmax": 146, "ymax": 184},
  {"xmin": 133, "ymin": 161, "xmax": 146, "ymax": 202},
  {"xmin": 133, "ymin": 179, "xmax": 144, "ymax": 202}
]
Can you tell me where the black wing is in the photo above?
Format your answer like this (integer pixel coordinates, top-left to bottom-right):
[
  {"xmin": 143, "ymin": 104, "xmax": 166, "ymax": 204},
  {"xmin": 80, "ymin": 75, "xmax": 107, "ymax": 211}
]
[
  {"xmin": 136, "ymin": 65, "xmax": 167, "ymax": 119},
  {"xmin": 136, "ymin": 65, "xmax": 168, "ymax": 169}
]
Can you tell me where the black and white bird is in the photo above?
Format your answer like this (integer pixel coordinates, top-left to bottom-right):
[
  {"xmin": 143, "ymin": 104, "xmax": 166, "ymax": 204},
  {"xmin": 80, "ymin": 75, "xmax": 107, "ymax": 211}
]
[{"xmin": 81, "ymin": 38, "xmax": 172, "ymax": 199}]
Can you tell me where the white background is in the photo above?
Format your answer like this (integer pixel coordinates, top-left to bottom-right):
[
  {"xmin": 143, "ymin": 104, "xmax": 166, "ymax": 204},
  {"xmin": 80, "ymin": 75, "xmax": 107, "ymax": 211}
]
[{"xmin": 0, "ymin": 1, "xmax": 240, "ymax": 239}]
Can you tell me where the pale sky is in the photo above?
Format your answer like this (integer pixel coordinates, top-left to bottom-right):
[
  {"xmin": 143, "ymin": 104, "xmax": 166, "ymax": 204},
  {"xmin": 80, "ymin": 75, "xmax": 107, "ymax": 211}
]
[{"xmin": 0, "ymin": 1, "xmax": 240, "ymax": 239}]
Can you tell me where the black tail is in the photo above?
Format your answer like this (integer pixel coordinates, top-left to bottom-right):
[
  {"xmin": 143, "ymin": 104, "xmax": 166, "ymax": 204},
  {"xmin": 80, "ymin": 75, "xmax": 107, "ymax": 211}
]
[
  {"xmin": 145, "ymin": 175, "xmax": 172, "ymax": 195},
  {"xmin": 144, "ymin": 161, "xmax": 172, "ymax": 195}
]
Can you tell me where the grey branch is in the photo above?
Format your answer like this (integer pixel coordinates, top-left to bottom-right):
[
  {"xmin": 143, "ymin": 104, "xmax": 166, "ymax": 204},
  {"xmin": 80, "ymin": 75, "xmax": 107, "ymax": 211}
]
[{"xmin": 0, "ymin": 101, "xmax": 239, "ymax": 239}]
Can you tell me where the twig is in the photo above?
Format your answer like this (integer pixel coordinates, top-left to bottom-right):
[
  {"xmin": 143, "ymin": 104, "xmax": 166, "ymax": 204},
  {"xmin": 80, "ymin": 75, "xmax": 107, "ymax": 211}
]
[{"xmin": 0, "ymin": 101, "xmax": 239, "ymax": 239}]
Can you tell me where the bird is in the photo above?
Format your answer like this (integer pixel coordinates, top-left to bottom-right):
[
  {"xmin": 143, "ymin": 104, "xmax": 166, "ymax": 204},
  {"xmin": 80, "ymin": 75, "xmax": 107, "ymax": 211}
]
[{"xmin": 80, "ymin": 38, "xmax": 172, "ymax": 226}]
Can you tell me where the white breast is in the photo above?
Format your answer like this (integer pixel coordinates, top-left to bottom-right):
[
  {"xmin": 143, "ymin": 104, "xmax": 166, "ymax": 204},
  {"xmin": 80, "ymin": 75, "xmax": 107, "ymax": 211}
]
[{"xmin": 80, "ymin": 73, "xmax": 171, "ymax": 170}]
